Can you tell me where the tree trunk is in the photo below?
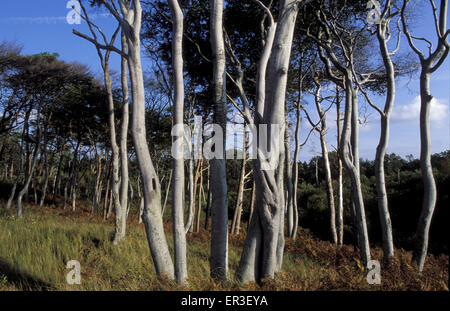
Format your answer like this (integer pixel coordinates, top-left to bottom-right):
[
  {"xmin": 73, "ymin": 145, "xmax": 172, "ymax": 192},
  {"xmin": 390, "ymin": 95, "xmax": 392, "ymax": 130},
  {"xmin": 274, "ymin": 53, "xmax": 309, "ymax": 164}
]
[
  {"xmin": 162, "ymin": 168, "xmax": 172, "ymax": 217},
  {"xmin": 117, "ymin": 29, "xmax": 130, "ymax": 242},
  {"xmin": 195, "ymin": 159, "xmax": 204, "ymax": 233},
  {"xmin": 284, "ymin": 123, "xmax": 294, "ymax": 238},
  {"xmin": 18, "ymin": 111, "xmax": 42, "ymax": 218},
  {"xmin": 168, "ymin": 0, "xmax": 188, "ymax": 284},
  {"xmin": 210, "ymin": 0, "xmax": 229, "ymax": 281},
  {"xmin": 336, "ymin": 90, "xmax": 344, "ymax": 246},
  {"xmin": 374, "ymin": 20, "xmax": 395, "ymax": 262},
  {"xmin": 185, "ymin": 159, "xmax": 195, "ymax": 233},
  {"xmin": 39, "ymin": 146, "xmax": 53, "ymax": 207},
  {"xmin": 340, "ymin": 79, "xmax": 371, "ymax": 265},
  {"xmin": 114, "ymin": 0, "xmax": 175, "ymax": 279},
  {"xmin": 412, "ymin": 71, "xmax": 437, "ymax": 272},
  {"xmin": 6, "ymin": 109, "xmax": 29, "ymax": 210},
  {"xmin": 231, "ymin": 134, "xmax": 247, "ymax": 235},
  {"xmin": 52, "ymin": 140, "xmax": 66, "ymax": 200},
  {"xmin": 103, "ymin": 157, "xmax": 111, "ymax": 220},
  {"xmin": 70, "ymin": 142, "xmax": 81, "ymax": 212},
  {"xmin": 313, "ymin": 79, "xmax": 337, "ymax": 244},
  {"xmin": 291, "ymin": 88, "xmax": 302, "ymax": 239},
  {"xmin": 106, "ymin": 41, "xmax": 124, "ymax": 244},
  {"xmin": 236, "ymin": 0, "xmax": 298, "ymax": 283},
  {"xmin": 320, "ymin": 132, "xmax": 337, "ymax": 244}
]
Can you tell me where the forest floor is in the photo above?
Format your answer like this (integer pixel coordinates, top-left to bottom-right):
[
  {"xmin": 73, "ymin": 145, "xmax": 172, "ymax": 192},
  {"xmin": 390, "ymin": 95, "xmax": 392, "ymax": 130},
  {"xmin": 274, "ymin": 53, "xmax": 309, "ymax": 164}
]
[{"xmin": 0, "ymin": 201, "xmax": 448, "ymax": 291}]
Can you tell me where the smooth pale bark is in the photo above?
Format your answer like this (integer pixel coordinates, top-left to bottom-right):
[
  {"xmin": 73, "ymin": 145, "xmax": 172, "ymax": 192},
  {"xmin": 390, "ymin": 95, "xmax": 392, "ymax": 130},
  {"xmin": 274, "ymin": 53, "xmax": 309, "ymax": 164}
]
[
  {"xmin": 275, "ymin": 145, "xmax": 286, "ymax": 273},
  {"xmin": 66, "ymin": 141, "xmax": 79, "ymax": 211},
  {"xmin": 138, "ymin": 196, "xmax": 144, "ymax": 224},
  {"xmin": 117, "ymin": 30, "xmax": 130, "ymax": 241},
  {"xmin": 73, "ymin": 0, "xmax": 123, "ymax": 241},
  {"xmin": 168, "ymin": 0, "xmax": 188, "ymax": 285},
  {"xmin": 103, "ymin": 57, "xmax": 122, "ymax": 244},
  {"xmin": 107, "ymin": 188, "xmax": 113, "ymax": 220},
  {"xmin": 195, "ymin": 160, "xmax": 204, "ymax": 233},
  {"xmin": 103, "ymin": 158, "xmax": 111, "ymax": 220},
  {"xmin": 342, "ymin": 81, "xmax": 371, "ymax": 265},
  {"xmin": 231, "ymin": 131, "xmax": 247, "ymax": 235},
  {"xmin": 315, "ymin": 41, "xmax": 371, "ymax": 263},
  {"xmin": 96, "ymin": 157, "xmax": 105, "ymax": 207},
  {"xmin": 336, "ymin": 90, "xmax": 344, "ymax": 246},
  {"xmin": 106, "ymin": 0, "xmax": 175, "ymax": 279},
  {"xmin": 185, "ymin": 159, "xmax": 195, "ymax": 233},
  {"xmin": 374, "ymin": 12, "xmax": 395, "ymax": 262},
  {"xmin": 162, "ymin": 168, "xmax": 172, "ymax": 216},
  {"xmin": 71, "ymin": 146, "xmax": 82, "ymax": 212},
  {"xmin": 248, "ymin": 180, "xmax": 256, "ymax": 231},
  {"xmin": 413, "ymin": 72, "xmax": 437, "ymax": 272},
  {"xmin": 210, "ymin": 0, "xmax": 229, "ymax": 281},
  {"xmin": 320, "ymin": 134, "xmax": 337, "ymax": 244},
  {"xmin": 291, "ymin": 63, "xmax": 303, "ymax": 239},
  {"xmin": 401, "ymin": 0, "xmax": 448, "ymax": 272},
  {"xmin": 284, "ymin": 123, "xmax": 295, "ymax": 238},
  {"xmin": 188, "ymin": 158, "xmax": 202, "ymax": 232},
  {"xmin": 313, "ymin": 79, "xmax": 337, "ymax": 244},
  {"xmin": 91, "ymin": 148, "xmax": 102, "ymax": 216},
  {"xmin": 237, "ymin": 0, "xmax": 299, "ymax": 283}
]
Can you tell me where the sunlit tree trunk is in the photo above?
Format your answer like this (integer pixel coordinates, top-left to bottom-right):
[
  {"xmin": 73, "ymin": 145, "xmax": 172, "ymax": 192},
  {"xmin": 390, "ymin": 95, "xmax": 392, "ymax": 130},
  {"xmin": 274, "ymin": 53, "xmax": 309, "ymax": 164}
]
[
  {"xmin": 336, "ymin": 88, "xmax": 344, "ymax": 246},
  {"xmin": 168, "ymin": 0, "xmax": 188, "ymax": 284},
  {"xmin": 117, "ymin": 30, "xmax": 130, "ymax": 241},
  {"xmin": 401, "ymin": 0, "xmax": 449, "ymax": 272},
  {"xmin": 102, "ymin": 0, "xmax": 175, "ymax": 279},
  {"xmin": 237, "ymin": 0, "xmax": 298, "ymax": 283},
  {"xmin": 312, "ymin": 77, "xmax": 337, "ymax": 244},
  {"xmin": 374, "ymin": 9, "xmax": 396, "ymax": 261}
]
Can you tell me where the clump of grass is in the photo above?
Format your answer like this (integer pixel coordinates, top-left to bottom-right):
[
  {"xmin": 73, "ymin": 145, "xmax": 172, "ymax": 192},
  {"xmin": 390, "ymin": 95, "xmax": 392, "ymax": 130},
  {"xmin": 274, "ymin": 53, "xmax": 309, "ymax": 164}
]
[{"xmin": 0, "ymin": 203, "xmax": 447, "ymax": 291}]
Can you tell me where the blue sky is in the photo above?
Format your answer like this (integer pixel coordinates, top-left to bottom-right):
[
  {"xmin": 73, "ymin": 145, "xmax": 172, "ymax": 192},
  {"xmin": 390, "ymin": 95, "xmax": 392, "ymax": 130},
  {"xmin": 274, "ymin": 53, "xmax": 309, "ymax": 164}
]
[{"xmin": 0, "ymin": 0, "xmax": 448, "ymax": 162}]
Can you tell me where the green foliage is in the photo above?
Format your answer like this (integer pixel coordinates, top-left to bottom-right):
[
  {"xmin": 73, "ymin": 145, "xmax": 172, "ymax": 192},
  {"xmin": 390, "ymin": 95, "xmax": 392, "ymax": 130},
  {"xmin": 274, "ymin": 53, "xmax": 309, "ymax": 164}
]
[{"xmin": 296, "ymin": 151, "xmax": 450, "ymax": 255}]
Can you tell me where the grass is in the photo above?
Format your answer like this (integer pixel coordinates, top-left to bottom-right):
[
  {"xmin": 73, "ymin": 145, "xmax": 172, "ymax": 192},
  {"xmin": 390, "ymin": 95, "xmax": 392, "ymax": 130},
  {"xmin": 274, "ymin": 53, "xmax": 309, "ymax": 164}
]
[{"xmin": 0, "ymin": 202, "xmax": 447, "ymax": 291}]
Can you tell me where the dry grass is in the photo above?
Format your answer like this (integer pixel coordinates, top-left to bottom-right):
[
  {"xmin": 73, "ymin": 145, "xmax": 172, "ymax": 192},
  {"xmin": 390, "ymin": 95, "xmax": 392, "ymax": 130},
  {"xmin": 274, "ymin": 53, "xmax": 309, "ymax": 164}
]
[{"xmin": 0, "ymin": 202, "xmax": 447, "ymax": 291}]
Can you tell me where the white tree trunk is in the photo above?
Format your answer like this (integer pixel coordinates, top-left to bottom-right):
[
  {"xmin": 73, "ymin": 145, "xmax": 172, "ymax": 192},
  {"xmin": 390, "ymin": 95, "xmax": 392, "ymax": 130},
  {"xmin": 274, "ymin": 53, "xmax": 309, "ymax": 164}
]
[
  {"xmin": 336, "ymin": 92, "xmax": 344, "ymax": 246},
  {"xmin": 340, "ymin": 81, "xmax": 371, "ymax": 265},
  {"xmin": 400, "ymin": 0, "xmax": 448, "ymax": 272},
  {"xmin": 315, "ymin": 82, "xmax": 337, "ymax": 244},
  {"xmin": 103, "ymin": 0, "xmax": 175, "ymax": 279},
  {"xmin": 209, "ymin": 0, "xmax": 229, "ymax": 280},
  {"xmin": 168, "ymin": 0, "xmax": 188, "ymax": 284},
  {"xmin": 116, "ymin": 30, "xmax": 130, "ymax": 242},
  {"xmin": 413, "ymin": 71, "xmax": 437, "ymax": 272},
  {"xmin": 284, "ymin": 123, "xmax": 295, "ymax": 238},
  {"xmin": 374, "ymin": 18, "xmax": 395, "ymax": 262},
  {"xmin": 237, "ymin": 0, "xmax": 299, "ymax": 283},
  {"xmin": 231, "ymin": 130, "xmax": 247, "ymax": 235},
  {"xmin": 185, "ymin": 159, "xmax": 195, "ymax": 233}
]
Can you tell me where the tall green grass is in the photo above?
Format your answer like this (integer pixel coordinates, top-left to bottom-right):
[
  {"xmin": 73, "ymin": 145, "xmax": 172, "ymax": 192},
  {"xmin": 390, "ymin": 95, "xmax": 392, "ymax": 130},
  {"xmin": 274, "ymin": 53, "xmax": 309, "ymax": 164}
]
[
  {"xmin": 1, "ymin": 203, "xmax": 446, "ymax": 291},
  {"xmin": 0, "ymin": 204, "xmax": 325, "ymax": 291}
]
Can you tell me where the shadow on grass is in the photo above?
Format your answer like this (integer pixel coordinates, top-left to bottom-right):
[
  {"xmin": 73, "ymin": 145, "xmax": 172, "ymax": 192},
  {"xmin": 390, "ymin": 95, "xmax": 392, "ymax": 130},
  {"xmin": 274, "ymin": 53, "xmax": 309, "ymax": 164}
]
[{"xmin": 0, "ymin": 259, "xmax": 55, "ymax": 291}]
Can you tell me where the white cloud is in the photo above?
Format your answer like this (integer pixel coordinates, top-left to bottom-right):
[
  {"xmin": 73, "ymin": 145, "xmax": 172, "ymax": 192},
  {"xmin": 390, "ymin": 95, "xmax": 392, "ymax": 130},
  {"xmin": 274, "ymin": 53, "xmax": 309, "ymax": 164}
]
[{"xmin": 392, "ymin": 96, "xmax": 449, "ymax": 127}]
